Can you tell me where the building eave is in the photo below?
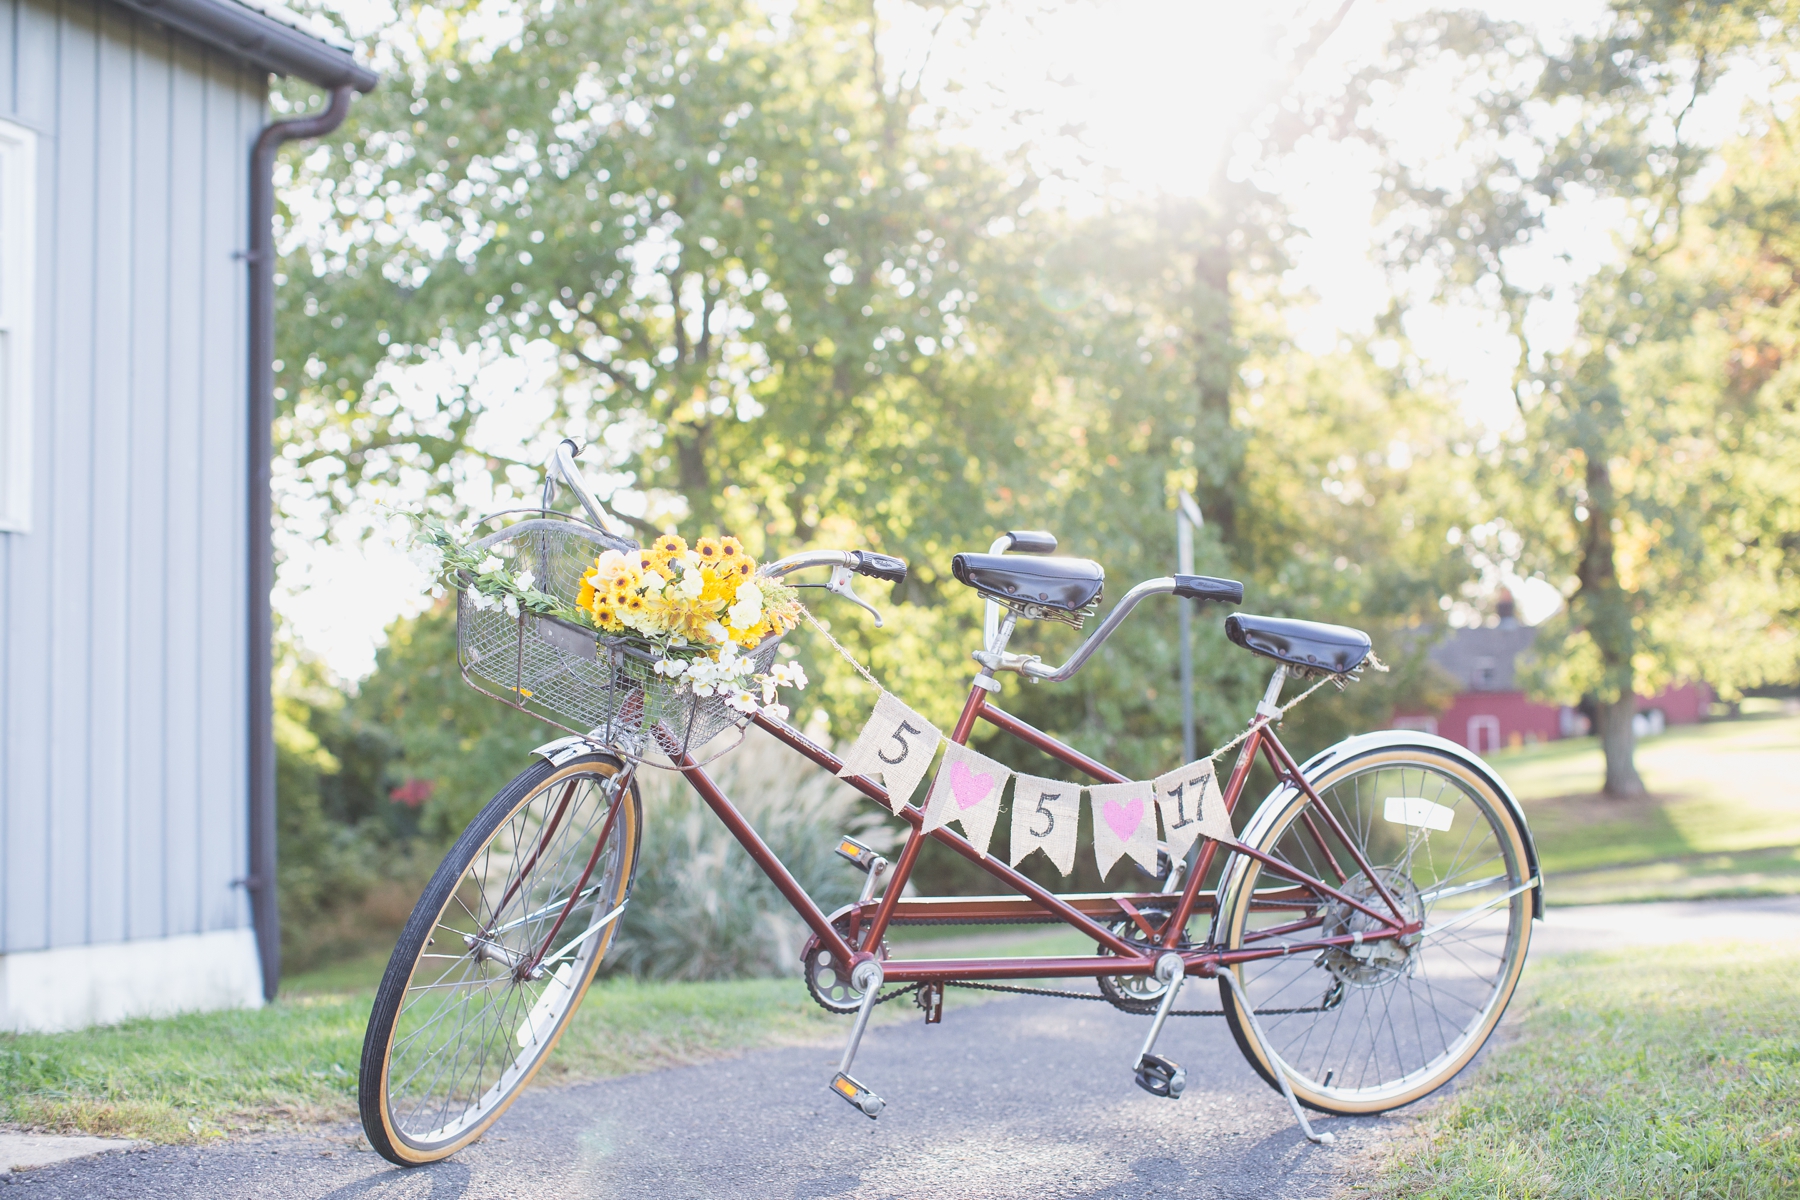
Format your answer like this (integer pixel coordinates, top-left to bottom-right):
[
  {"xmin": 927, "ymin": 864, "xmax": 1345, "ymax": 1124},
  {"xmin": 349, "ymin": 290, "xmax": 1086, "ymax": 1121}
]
[{"xmin": 107, "ymin": 0, "xmax": 379, "ymax": 92}]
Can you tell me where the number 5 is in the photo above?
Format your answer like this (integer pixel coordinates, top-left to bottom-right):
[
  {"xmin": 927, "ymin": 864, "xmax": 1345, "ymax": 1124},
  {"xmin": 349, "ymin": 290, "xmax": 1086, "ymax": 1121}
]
[{"xmin": 1030, "ymin": 792, "xmax": 1058, "ymax": 839}]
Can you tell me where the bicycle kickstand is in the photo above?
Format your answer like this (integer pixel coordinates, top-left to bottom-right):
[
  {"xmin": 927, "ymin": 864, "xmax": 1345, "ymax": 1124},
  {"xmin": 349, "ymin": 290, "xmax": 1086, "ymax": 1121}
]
[
  {"xmin": 1132, "ymin": 952, "xmax": 1189, "ymax": 1099},
  {"xmin": 829, "ymin": 959, "xmax": 885, "ymax": 1119},
  {"xmin": 1216, "ymin": 969, "xmax": 1335, "ymax": 1145}
]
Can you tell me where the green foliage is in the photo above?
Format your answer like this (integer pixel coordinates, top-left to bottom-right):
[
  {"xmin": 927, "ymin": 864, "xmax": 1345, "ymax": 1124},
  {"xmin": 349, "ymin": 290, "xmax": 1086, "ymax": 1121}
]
[
  {"xmin": 1357, "ymin": 2, "xmax": 1800, "ymax": 790},
  {"xmin": 607, "ymin": 728, "xmax": 894, "ymax": 979},
  {"xmin": 1359, "ymin": 942, "xmax": 1800, "ymax": 1199},
  {"xmin": 275, "ymin": 652, "xmax": 420, "ymax": 972}
]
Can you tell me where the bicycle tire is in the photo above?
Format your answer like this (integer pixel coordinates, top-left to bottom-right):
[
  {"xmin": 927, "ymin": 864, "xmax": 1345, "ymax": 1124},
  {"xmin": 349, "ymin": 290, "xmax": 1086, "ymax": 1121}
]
[
  {"xmin": 1215, "ymin": 736, "xmax": 1535, "ymax": 1114},
  {"xmin": 359, "ymin": 752, "xmax": 642, "ymax": 1165}
]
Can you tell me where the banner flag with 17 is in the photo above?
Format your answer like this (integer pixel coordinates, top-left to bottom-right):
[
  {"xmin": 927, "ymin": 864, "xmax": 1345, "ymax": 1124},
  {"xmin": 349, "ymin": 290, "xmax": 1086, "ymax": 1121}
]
[
  {"xmin": 1152, "ymin": 758, "xmax": 1234, "ymax": 859},
  {"xmin": 835, "ymin": 691, "xmax": 942, "ymax": 812}
]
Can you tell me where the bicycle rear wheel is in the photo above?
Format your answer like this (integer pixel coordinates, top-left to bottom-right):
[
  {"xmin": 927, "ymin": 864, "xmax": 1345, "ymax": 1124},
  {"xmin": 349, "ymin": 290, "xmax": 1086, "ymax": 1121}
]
[
  {"xmin": 359, "ymin": 752, "xmax": 641, "ymax": 1165},
  {"xmin": 1215, "ymin": 737, "xmax": 1535, "ymax": 1114}
]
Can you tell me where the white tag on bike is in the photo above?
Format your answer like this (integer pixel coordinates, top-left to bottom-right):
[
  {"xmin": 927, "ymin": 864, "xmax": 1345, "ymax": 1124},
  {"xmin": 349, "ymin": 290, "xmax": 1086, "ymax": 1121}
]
[
  {"xmin": 1153, "ymin": 758, "xmax": 1234, "ymax": 858},
  {"xmin": 836, "ymin": 691, "xmax": 942, "ymax": 811},
  {"xmin": 1009, "ymin": 773, "xmax": 1081, "ymax": 875},
  {"xmin": 1384, "ymin": 796, "xmax": 1454, "ymax": 832}
]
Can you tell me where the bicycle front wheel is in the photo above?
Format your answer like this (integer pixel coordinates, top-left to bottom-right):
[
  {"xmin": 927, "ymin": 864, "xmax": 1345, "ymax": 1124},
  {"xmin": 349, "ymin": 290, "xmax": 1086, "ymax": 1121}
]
[
  {"xmin": 359, "ymin": 752, "xmax": 641, "ymax": 1165},
  {"xmin": 1215, "ymin": 736, "xmax": 1536, "ymax": 1114}
]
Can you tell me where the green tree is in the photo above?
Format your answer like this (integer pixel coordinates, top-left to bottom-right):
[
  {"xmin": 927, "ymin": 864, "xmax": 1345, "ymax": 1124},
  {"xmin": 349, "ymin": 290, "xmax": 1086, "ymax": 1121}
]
[{"xmin": 1354, "ymin": 1, "xmax": 1800, "ymax": 793}]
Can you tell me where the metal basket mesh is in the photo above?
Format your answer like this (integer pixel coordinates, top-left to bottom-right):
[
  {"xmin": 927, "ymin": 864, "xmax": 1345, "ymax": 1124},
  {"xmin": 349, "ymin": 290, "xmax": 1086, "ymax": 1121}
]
[{"xmin": 455, "ymin": 517, "xmax": 779, "ymax": 757}]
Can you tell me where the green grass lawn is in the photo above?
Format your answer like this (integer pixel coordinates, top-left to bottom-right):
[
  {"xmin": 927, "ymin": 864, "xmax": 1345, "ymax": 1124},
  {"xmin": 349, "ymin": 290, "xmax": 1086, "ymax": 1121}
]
[
  {"xmin": 1486, "ymin": 711, "xmax": 1800, "ymax": 905},
  {"xmin": 0, "ymin": 962, "xmax": 904, "ymax": 1144},
  {"xmin": 1357, "ymin": 941, "xmax": 1800, "ymax": 1199}
]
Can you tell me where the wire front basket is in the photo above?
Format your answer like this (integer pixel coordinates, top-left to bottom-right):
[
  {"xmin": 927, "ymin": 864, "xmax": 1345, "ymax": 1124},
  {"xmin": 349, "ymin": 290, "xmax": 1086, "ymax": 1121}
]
[{"xmin": 455, "ymin": 515, "xmax": 780, "ymax": 760}]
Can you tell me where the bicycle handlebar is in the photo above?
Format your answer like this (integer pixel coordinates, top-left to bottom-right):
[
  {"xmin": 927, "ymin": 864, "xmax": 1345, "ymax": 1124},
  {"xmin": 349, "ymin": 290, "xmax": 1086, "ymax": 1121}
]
[
  {"xmin": 545, "ymin": 440, "xmax": 635, "ymax": 543},
  {"xmin": 974, "ymin": 572, "xmax": 1243, "ymax": 684},
  {"xmin": 760, "ymin": 549, "xmax": 908, "ymax": 585}
]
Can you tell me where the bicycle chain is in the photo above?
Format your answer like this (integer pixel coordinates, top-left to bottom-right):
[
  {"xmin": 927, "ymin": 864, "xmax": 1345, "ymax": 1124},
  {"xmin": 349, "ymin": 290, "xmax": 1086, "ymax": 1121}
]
[
  {"xmin": 941, "ymin": 979, "xmax": 1227, "ymax": 1016},
  {"xmin": 863, "ymin": 976, "xmax": 1331, "ymax": 1019}
]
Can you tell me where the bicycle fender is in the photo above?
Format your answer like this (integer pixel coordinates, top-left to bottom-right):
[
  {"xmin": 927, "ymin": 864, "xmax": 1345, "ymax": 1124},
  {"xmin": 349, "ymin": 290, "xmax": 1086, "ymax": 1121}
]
[
  {"xmin": 1293, "ymin": 730, "xmax": 1543, "ymax": 918},
  {"xmin": 530, "ymin": 735, "xmax": 610, "ymax": 768}
]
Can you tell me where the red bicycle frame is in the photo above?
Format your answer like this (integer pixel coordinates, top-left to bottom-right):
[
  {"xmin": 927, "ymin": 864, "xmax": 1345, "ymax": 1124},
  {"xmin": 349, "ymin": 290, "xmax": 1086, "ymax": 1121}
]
[{"xmin": 665, "ymin": 676, "xmax": 1421, "ymax": 987}]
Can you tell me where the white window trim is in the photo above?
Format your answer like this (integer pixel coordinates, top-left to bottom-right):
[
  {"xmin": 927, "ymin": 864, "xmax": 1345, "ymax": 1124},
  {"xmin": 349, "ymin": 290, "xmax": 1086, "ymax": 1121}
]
[{"xmin": 0, "ymin": 116, "xmax": 36, "ymax": 534}]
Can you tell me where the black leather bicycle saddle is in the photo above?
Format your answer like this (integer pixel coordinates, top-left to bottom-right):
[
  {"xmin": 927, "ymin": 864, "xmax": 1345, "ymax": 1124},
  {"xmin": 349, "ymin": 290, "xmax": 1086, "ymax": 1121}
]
[
  {"xmin": 1225, "ymin": 613, "xmax": 1372, "ymax": 675},
  {"xmin": 951, "ymin": 553, "xmax": 1105, "ymax": 614}
]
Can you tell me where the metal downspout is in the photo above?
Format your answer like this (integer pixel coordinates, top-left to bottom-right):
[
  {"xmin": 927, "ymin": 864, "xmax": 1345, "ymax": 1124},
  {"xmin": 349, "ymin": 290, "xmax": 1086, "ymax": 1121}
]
[{"xmin": 247, "ymin": 84, "xmax": 357, "ymax": 1003}]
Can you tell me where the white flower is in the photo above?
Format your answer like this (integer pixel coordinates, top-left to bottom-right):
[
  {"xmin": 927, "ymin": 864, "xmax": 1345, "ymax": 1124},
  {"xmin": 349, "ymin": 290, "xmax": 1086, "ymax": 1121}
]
[
  {"xmin": 653, "ymin": 658, "xmax": 689, "ymax": 677},
  {"xmin": 762, "ymin": 702, "xmax": 790, "ymax": 723},
  {"xmin": 761, "ymin": 677, "xmax": 780, "ymax": 706},
  {"xmin": 769, "ymin": 662, "xmax": 808, "ymax": 689},
  {"xmin": 703, "ymin": 620, "xmax": 730, "ymax": 644},
  {"xmin": 642, "ymin": 570, "xmax": 666, "ymax": 591},
  {"xmin": 691, "ymin": 682, "xmax": 716, "ymax": 698},
  {"xmin": 681, "ymin": 550, "xmax": 703, "ymax": 569},
  {"xmin": 410, "ymin": 544, "xmax": 445, "ymax": 576},
  {"xmin": 479, "ymin": 555, "xmax": 504, "ymax": 574},
  {"xmin": 502, "ymin": 594, "xmax": 520, "ymax": 618},
  {"xmin": 677, "ymin": 568, "xmax": 704, "ymax": 600},
  {"xmin": 515, "ymin": 569, "xmax": 536, "ymax": 591},
  {"xmin": 470, "ymin": 592, "xmax": 495, "ymax": 611},
  {"xmin": 725, "ymin": 688, "xmax": 759, "ymax": 714}
]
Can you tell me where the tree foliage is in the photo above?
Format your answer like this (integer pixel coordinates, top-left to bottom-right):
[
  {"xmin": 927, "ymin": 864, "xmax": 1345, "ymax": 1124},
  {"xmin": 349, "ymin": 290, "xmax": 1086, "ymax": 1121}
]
[{"xmin": 1353, "ymin": 0, "xmax": 1800, "ymax": 793}]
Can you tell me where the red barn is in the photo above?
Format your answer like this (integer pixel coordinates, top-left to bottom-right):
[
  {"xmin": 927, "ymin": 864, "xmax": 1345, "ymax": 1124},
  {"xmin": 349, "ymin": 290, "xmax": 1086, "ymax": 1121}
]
[{"xmin": 1392, "ymin": 596, "xmax": 1711, "ymax": 753}]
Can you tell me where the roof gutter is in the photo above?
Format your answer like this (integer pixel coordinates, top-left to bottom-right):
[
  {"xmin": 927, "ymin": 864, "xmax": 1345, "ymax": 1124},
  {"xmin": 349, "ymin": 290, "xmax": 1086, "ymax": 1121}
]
[
  {"xmin": 245, "ymin": 83, "xmax": 366, "ymax": 1002},
  {"xmin": 112, "ymin": 0, "xmax": 378, "ymax": 91}
]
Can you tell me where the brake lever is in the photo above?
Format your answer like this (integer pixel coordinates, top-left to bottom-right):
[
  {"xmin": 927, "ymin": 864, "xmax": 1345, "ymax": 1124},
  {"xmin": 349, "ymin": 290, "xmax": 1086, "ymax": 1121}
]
[{"xmin": 826, "ymin": 564, "xmax": 884, "ymax": 628}]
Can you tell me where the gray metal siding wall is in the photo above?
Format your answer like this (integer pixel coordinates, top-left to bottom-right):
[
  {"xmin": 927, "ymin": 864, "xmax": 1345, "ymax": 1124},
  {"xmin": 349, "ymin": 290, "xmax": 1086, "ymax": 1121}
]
[{"xmin": 0, "ymin": 0, "xmax": 264, "ymax": 953}]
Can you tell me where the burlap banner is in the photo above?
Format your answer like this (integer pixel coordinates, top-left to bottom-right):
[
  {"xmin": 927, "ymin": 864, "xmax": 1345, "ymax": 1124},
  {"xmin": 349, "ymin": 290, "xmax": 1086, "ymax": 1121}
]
[
  {"xmin": 1009, "ymin": 773, "xmax": 1082, "ymax": 875},
  {"xmin": 1152, "ymin": 758, "xmax": 1234, "ymax": 858},
  {"xmin": 837, "ymin": 695, "xmax": 1238, "ymax": 876},
  {"xmin": 835, "ymin": 690, "xmax": 942, "ymax": 812},
  {"xmin": 1088, "ymin": 780, "xmax": 1160, "ymax": 876},
  {"xmin": 920, "ymin": 740, "xmax": 1008, "ymax": 856}
]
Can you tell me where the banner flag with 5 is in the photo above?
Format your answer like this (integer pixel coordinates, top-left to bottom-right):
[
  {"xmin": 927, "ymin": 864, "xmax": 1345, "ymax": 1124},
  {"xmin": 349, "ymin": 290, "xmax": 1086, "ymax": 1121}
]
[
  {"xmin": 1008, "ymin": 773, "xmax": 1082, "ymax": 875},
  {"xmin": 835, "ymin": 691, "xmax": 942, "ymax": 812}
]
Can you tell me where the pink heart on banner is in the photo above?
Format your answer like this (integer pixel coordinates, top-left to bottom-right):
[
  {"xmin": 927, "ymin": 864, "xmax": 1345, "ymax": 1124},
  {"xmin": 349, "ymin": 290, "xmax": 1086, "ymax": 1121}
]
[
  {"xmin": 949, "ymin": 760, "xmax": 996, "ymax": 811},
  {"xmin": 1102, "ymin": 797, "xmax": 1143, "ymax": 841}
]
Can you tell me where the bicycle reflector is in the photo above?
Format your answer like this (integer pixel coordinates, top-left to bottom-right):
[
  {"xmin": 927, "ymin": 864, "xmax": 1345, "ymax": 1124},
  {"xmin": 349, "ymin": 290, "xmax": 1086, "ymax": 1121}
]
[
  {"xmin": 831, "ymin": 1071, "xmax": 884, "ymax": 1119},
  {"xmin": 835, "ymin": 836, "xmax": 880, "ymax": 872}
]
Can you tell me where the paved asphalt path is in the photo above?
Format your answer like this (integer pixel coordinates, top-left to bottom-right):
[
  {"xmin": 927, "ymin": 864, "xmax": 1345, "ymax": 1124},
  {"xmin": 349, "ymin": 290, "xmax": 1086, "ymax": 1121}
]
[
  {"xmin": 14, "ymin": 897, "xmax": 1799, "ymax": 1199},
  {"xmin": 8, "ymin": 992, "xmax": 1390, "ymax": 1200}
]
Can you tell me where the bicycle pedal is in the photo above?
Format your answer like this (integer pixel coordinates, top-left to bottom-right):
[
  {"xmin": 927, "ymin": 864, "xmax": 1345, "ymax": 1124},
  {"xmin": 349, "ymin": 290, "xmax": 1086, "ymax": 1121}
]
[
  {"xmin": 830, "ymin": 1071, "xmax": 884, "ymax": 1119},
  {"xmin": 834, "ymin": 836, "xmax": 880, "ymax": 873},
  {"xmin": 1134, "ymin": 1053, "xmax": 1187, "ymax": 1099}
]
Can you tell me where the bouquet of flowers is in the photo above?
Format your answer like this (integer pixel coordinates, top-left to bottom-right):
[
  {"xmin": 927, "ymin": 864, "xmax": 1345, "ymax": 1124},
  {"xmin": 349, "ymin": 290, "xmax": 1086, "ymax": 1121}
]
[
  {"xmin": 577, "ymin": 534, "xmax": 807, "ymax": 718},
  {"xmin": 410, "ymin": 519, "xmax": 809, "ymax": 720}
]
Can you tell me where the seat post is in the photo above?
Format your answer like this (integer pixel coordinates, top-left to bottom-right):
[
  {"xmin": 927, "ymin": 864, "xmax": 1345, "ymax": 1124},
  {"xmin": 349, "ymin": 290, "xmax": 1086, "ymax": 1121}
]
[{"xmin": 1256, "ymin": 665, "xmax": 1287, "ymax": 720}]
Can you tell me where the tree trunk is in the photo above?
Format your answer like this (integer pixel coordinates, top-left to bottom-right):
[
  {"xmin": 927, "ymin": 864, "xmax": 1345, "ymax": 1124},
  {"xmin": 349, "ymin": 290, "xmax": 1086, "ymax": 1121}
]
[
  {"xmin": 1575, "ymin": 450, "xmax": 1646, "ymax": 797},
  {"xmin": 1595, "ymin": 694, "xmax": 1645, "ymax": 797}
]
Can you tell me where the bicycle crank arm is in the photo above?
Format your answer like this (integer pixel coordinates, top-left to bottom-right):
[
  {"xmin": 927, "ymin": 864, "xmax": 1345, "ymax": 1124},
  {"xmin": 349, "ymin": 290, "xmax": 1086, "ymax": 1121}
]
[{"xmin": 829, "ymin": 960, "xmax": 886, "ymax": 1119}]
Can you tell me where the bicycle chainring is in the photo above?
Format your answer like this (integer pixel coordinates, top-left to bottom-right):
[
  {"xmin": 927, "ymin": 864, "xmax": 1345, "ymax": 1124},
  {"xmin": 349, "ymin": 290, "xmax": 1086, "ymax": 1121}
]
[
  {"xmin": 1096, "ymin": 912, "xmax": 1184, "ymax": 1014},
  {"xmin": 801, "ymin": 915, "xmax": 888, "ymax": 1015}
]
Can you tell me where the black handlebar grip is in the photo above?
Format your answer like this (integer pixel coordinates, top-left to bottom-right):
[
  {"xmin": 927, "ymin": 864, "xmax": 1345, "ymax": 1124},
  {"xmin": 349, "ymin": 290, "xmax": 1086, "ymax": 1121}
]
[
  {"xmin": 1173, "ymin": 574, "xmax": 1244, "ymax": 604},
  {"xmin": 850, "ymin": 551, "xmax": 908, "ymax": 585},
  {"xmin": 1004, "ymin": 530, "xmax": 1058, "ymax": 554}
]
